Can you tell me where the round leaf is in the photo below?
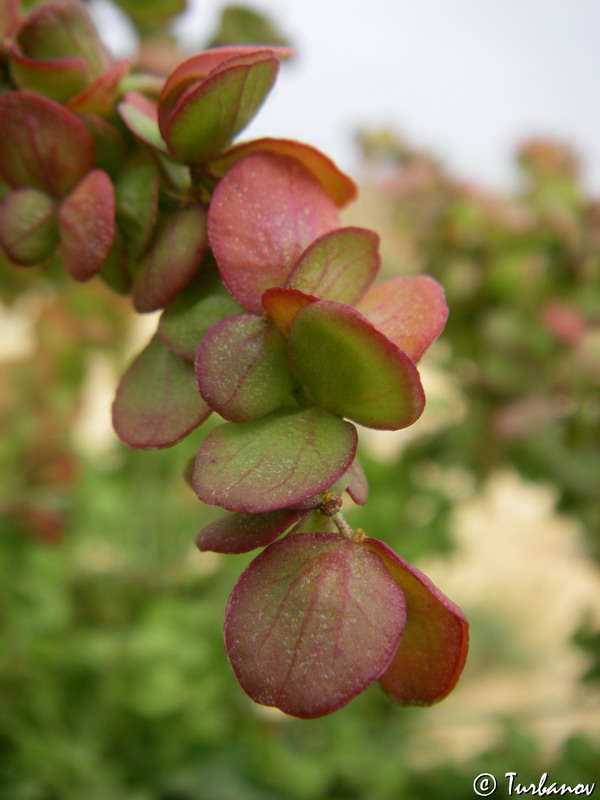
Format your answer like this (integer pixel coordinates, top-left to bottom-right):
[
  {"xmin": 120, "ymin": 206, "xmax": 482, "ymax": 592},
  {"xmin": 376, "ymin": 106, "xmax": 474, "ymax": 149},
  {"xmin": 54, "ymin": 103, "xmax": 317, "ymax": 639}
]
[
  {"xmin": 195, "ymin": 314, "xmax": 297, "ymax": 421},
  {"xmin": 192, "ymin": 407, "xmax": 357, "ymax": 513},
  {"xmin": 261, "ymin": 287, "xmax": 317, "ymax": 334},
  {"xmin": 196, "ymin": 508, "xmax": 304, "ymax": 554},
  {"xmin": 112, "ymin": 336, "xmax": 211, "ymax": 449},
  {"xmin": 208, "ymin": 152, "xmax": 340, "ymax": 312},
  {"xmin": 287, "ymin": 227, "xmax": 380, "ymax": 304},
  {"xmin": 290, "ymin": 301, "xmax": 425, "ymax": 430},
  {"xmin": 132, "ymin": 205, "xmax": 208, "ymax": 313},
  {"xmin": 357, "ymin": 275, "xmax": 449, "ymax": 362},
  {"xmin": 224, "ymin": 533, "xmax": 407, "ymax": 718},
  {"xmin": 364, "ymin": 537, "xmax": 469, "ymax": 706},
  {"xmin": 58, "ymin": 169, "xmax": 115, "ymax": 281},
  {"xmin": 0, "ymin": 188, "xmax": 58, "ymax": 265}
]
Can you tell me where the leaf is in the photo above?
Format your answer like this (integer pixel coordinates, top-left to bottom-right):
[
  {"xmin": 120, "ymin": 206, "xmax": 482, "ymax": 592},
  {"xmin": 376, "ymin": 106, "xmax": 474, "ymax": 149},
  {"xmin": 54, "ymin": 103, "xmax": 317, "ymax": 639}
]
[
  {"xmin": 196, "ymin": 508, "xmax": 304, "ymax": 554},
  {"xmin": 290, "ymin": 301, "xmax": 425, "ymax": 430},
  {"xmin": 224, "ymin": 533, "xmax": 406, "ymax": 718},
  {"xmin": 208, "ymin": 152, "xmax": 340, "ymax": 313},
  {"xmin": 118, "ymin": 91, "xmax": 168, "ymax": 153},
  {"xmin": 0, "ymin": 91, "xmax": 94, "ymax": 198},
  {"xmin": 192, "ymin": 407, "xmax": 357, "ymax": 513},
  {"xmin": 287, "ymin": 227, "xmax": 380, "ymax": 304},
  {"xmin": 0, "ymin": 188, "xmax": 58, "ymax": 265},
  {"xmin": 338, "ymin": 457, "xmax": 369, "ymax": 505},
  {"xmin": 132, "ymin": 205, "xmax": 208, "ymax": 312},
  {"xmin": 210, "ymin": 138, "xmax": 357, "ymax": 208},
  {"xmin": 157, "ymin": 260, "xmax": 244, "ymax": 361},
  {"xmin": 9, "ymin": 49, "xmax": 89, "ymax": 104},
  {"xmin": 58, "ymin": 169, "xmax": 115, "ymax": 281},
  {"xmin": 363, "ymin": 538, "xmax": 469, "ymax": 706},
  {"xmin": 164, "ymin": 52, "xmax": 280, "ymax": 164},
  {"xmin": 158, "ymin": 46, "xmax": 293, "ymax": 136},
  {"xmin": 67, "ymin": 58, "xmax": 131, "ymax": 115},
  {"xmin": 114, "ymin": 161, "xmax": 159, "ymax": 258},
  {"xmin": 195, "ymin": 314, "xmax": 297, "ymax": 421},
  {"xmin": 112, "ymin": 335, "xmax": 211, "ymax": 449},
  {"xmin": 261, "ymin": 287, "xmax": 317, "ymax": 334},
  {"xmin": 357, "ymin": 275, "xmax": 449, "ymax": 362}
]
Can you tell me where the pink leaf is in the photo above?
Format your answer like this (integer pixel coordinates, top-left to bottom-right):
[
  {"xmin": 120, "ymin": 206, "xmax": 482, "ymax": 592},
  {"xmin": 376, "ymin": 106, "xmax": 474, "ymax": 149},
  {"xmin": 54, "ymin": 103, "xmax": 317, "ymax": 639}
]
[
  {"xmin": 357, "ymin": 275, "xmax": 449, "ymax": 362},
  {"xmin": 208, "ymin": 152, "xmax": 340, "ymax": 313},
  {"xmin": 58, "ymin": 169, "xmax": 115, "ymax": 281},
  {"xmin": 364, "ymin": 538, "xmax": 469, "ymax": 706},
  {"xmin": 224, "ymin": 533, "xmax": 407, "ymax": 718}
]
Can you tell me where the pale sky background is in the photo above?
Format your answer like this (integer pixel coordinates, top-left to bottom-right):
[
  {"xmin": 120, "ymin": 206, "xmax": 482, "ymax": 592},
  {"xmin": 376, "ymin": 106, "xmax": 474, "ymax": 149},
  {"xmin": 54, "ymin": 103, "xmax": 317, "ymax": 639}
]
[{"xmin": 97, "ymin": 0, "xmax": 600, "ymax": 193}]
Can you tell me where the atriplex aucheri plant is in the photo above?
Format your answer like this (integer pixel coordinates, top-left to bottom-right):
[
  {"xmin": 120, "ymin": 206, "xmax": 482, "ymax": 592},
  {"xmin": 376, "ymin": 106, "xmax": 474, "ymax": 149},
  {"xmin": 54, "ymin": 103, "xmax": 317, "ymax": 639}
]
[{"xmin": 0, "ymin": 0, "xmax": 467, "ymax": 718}]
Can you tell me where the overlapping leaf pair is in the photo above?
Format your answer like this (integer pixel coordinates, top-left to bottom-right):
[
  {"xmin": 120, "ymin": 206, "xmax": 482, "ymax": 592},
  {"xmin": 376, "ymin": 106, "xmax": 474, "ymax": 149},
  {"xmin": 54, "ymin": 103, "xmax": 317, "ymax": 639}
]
[{"xmin": 0, "ymin": 0, "xmax": 468, "ymax": 718}]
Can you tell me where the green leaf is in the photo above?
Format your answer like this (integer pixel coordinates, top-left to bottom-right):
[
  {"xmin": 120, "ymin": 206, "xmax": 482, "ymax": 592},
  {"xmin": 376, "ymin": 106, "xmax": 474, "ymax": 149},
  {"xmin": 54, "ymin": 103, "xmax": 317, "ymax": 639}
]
[
  {"xmin": 192, "ymin": 407, "xmax": 357, "ymax": 513},
  {"xmin": 157, "ymin": 260, "xmax": 244, "ymax": 361},
  {"xmin": 118, "ymin": 91, "xmax": 168, "ymax": 153},
  {"xmin": 196, "ymin": 509, "xmax": 304, "ymax": 554},
  {"xmin": 287, "ymin": 227, "xmax": 380, "ymax": 304},
  {"xmin": 132, "ymin": 205, "xmax": 208, "ymax": 312},
  {"xmin": 357, "ymin": 275, "xmax": 449, "ymax": 362},
  {"xmin": 0, "ymin": 187, "xmax": 58, "ymax": 265},
  {"xmin": 164, "ymin": 52, "xmax": 280, "ymax": 164},
  {"xmin": 58, "ymin": 169, "xmax": 115, "ymax": 281},
  {"xmin": 290, "ymin": 301, "xmax": 425, "ymax": 430},
  {"xmin": 364, "ymin": 538, "xmax": 469, "ymax": 706},
  {"xmin": 208, "ymin": 152, "xmax": 340, "ymax": 312},
  {"xmin": 115, "ymin": 161, "xmax": 159, "ymax": 258},
  {"xmin": 195, "ymin": 314, "xmax": 297, "ymax": 421},
  {"xmin": 224, "ymin": 533, "xmax": 406, "ymax": 718},
  {"xmin": 112, "ymin": 336, "xmax": 211, "ymax": 449}
]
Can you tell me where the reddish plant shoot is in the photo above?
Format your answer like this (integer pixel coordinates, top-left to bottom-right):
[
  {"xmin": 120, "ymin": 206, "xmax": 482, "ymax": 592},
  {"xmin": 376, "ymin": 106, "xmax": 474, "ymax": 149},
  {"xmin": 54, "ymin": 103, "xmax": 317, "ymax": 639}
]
[{"xmin": 0, "ymin": 0, "xmax": 468, "ymax": 718}]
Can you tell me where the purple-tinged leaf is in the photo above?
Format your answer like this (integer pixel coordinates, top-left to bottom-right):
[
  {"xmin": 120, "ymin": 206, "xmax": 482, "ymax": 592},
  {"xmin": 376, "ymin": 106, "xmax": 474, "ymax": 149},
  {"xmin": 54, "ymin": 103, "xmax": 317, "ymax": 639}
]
[
  {"xmin": 118, "ymin": 91, "xmax": 168, "ymax": 153},
  {"xmin": 132, "ymin": 205, "xmax": 208, "ymax": 313},
  {"xmin": 224, "ymin": 533, "xmax": 406, "ymax": 718},
  {"xmin": 115, "ymin": 161, "xmax": 159, "ymax": 258},
  {"xmin": 112, "ymin": 336, "xmax": 211, "ymax": 449},
  {"xmin": 196, "ymin": 508, "xmax": 304, "ymax": 554},
  {"xmin": 67, "ymin": 59, "xmax": 131, "ymax": 115},
  {"xmin": 363, "ymin": 538, "xmax": 469, "ymax": 706},
  {"xmin": 195, "ymin": 314, "xmax": 296, "ymax": 422},
  {"xmin": 58, "ymin": 169, "xmax": 114, "ymax": 281},
  {"xmin": 0, "ymin": 0, "xmax": 20, "ymax": 38},
  {"xmin": 357, "ymin": 276, "xmax": 449, "ymax": 362},
  {"xmin": 208, "ymin": 152, "xmax": 340, "ymax": 313},
  {"xmin": 158, "ymin": 46, "xmax": 293, "ymax": 137},
  {"xmin": 261, "ymin": 287, "xmax": 317, "ymax": 334},
  {"xmin": 0, "ymin": 188, "xmax": 58, "ymax": 265},
  {"xmin": 0, "ymin": 92, "xmax": 94, "ymax": 198},
  {"xmin": 336, "ymin": 457, "xmax": 368, "ymax": 505},
  {"xmin": 287, "ymin": 227, "xmax": 380, "ymax": 304},
  {"xmin": 290, "ymin": 301, "xmax": 425, "ymax": 430},
  {"xmin": 158, "ymin": 261, "xmax": 244, "ymax": 361},
  {"xmin": 164, "ymin": 52, "xmax": 279, "ymax": 164},
  {"xmin": 210, "ymin": 137, "xmax": 357, "ymax": 208},
  {"xmin": 192, "ymin": 407, "xmax": 357, "ymax": 513}
]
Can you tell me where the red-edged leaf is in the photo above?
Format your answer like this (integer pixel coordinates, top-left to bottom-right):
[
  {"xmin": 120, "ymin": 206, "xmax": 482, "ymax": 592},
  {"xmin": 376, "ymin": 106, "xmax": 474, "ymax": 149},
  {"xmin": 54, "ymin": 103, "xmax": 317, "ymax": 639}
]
[
  {"xmin": 112, "ymin": 335, "xmax": 211, "ymax": 449},
  {"xmin": 192, "ymin": 407, "xmax": 357, "ymax": 513},
  {"xmin": 158, "ymin": 45, "xmax": 293, "ymax": 137},
  {"xmin": 58, "ymin": 169, "xmax": 115, "ymax": 281},
  {"xmin": 164, "ymin": 52, "xmax": 279, "ymax": 164},
  {"xmin": 287, "ymin": 227, "xmax": 380, "ymax": 304},
  {"xmin": 0, "ymin": 0, "xmax": 21, "ymax": 38},
  {"xmin": 210, "ymin": 138, "xmax": 357, "ymax": 208},
  {"xmin": 118, "ymin": 91, "xmax": 168, "ymax": 153},
  {"xmin": 224, "ymin": 533, "xmax": 407, "ymax": 718},
  {"xmin": 341, "ymin": 457, "xmax": 369, "ymax": 505},
  {"xmin": 196, "ymin": 508, "xmax": 304, "ymax": 554},
  {"xmin": 0, "ymin": 92, "xmax": 94, "ymax": 197},
  {"xmin": 261, "ymin": 287, "xmax": 317, "ymax": 334},
  {"xmin": 158, "ymin": 260, "xmax": 244, "ymax": 361},
  {"xmin": 363, "ymin": 538, "xmax": 469, "ymax": 706},
  {"xmin": 357, "ymin": 276, "xmax": 449, "ymax": 362},
  {"xmin": 132, "ymin": 205, "xmax": 208, "ymax": 312},
  {"xmin": 208, "ymin": 152, "xmax": 340, "ymax": 313},
  {"xmin": 195, "ymin": 314, "xmax": 296, "ymax": 421},
  {"xmin": 9, "ymin": 49, "xmax": 89, "ymax": 103},
  {"xmin": 67, "ymin": 59, "xmax": 131, "ymax": 115},
  {"xmin": 290, "ymin": 300, "xmax": 425, "ymax": 430},
  {"xmin": 0, "ymin": 188, "xmax": 58, "ymax": 265}
]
